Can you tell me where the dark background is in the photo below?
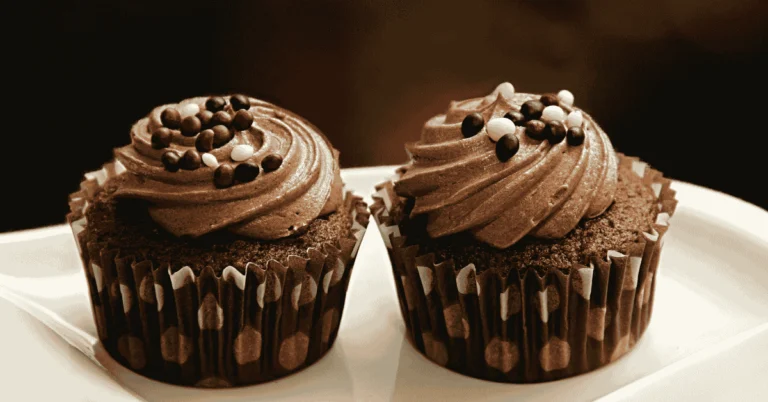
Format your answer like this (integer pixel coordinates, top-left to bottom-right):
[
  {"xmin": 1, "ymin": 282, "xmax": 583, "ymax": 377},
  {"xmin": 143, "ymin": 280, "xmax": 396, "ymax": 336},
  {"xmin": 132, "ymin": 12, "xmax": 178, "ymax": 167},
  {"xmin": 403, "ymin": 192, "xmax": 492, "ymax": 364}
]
[{"xmin": 5, "ymin": 0, "xmax": 767, "ymax": 233}]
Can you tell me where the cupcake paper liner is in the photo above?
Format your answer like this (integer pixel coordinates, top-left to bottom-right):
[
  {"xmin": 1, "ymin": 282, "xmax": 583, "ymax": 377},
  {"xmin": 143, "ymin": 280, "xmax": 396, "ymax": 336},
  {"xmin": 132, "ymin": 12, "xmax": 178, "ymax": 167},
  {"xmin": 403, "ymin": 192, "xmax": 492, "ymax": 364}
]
[
  {"xmin": 371, "ymin": 154, "xmax": 677, "ymax": 383},
  {"xmin": 67, "ymin": 161, "xmax": 369, "ymax": 387}
]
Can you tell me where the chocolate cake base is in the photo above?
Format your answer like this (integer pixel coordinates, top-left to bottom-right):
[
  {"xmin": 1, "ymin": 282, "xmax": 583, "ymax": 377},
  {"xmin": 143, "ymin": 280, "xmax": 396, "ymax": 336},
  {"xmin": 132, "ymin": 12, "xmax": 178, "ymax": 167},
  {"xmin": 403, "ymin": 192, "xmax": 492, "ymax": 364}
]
[
  {"xmin": 67, "ymin": 161, "xmax": 369, "ymax": 387},
  {"xmin": 372, "ymin": 154, "xmax": 677, "ymax": 383}
]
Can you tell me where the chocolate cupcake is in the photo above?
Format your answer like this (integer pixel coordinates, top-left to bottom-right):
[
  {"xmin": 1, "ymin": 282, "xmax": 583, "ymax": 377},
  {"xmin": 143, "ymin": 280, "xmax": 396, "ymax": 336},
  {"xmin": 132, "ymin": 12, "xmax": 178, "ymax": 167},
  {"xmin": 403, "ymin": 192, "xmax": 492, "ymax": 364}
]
[
  {"xmin": 67, "ymin": 95, "xmax": 369, "ymax": 387},
  {"xmin": 371, "ymin": 83, "xmax": 677, "ymax": 383}
]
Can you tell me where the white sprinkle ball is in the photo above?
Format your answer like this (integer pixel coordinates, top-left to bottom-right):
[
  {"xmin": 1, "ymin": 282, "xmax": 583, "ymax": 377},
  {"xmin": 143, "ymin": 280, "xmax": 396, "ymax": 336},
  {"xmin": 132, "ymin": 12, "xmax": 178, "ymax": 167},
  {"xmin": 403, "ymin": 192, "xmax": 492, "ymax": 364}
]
[
  {"xmin": 202, "ymin": 153, "xmax": 218, "ymax": 168},
  {"xmin": 494, "ymin": 82, "xmax": 515, "ymax": 100},
  {"xmin": 486, "ymin": 117, "xmax": 518, "ymax": 142},
  {"xmin": 542, "ymin": 105, "xmax": 567, "ymax": 123},
  {"xmin": 179, "ymin": 103, "xmax": 200, "ymax": 118},
  {"xmin": 231, "ymin": 145, "xmax": 254, "ymax": 162},
  {"xmin": 557, "ymin": 90, "xmax": 574, "ymax": 106},
  {"xmin": 566, "ymin": 111, "xmax": 583, "ymax": 128}
]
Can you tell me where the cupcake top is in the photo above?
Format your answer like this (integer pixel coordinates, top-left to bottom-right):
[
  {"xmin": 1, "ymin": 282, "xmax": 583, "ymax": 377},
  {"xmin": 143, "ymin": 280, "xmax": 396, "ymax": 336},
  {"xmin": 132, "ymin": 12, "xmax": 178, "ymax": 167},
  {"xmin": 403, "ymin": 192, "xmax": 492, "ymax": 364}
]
[
  {"xmin": 395, "ymin": 83, "xmax": 618, "ymax": 249},
  {"xmin": 113, "ymin": 95, "xmax": 343, "ymax": 240}
]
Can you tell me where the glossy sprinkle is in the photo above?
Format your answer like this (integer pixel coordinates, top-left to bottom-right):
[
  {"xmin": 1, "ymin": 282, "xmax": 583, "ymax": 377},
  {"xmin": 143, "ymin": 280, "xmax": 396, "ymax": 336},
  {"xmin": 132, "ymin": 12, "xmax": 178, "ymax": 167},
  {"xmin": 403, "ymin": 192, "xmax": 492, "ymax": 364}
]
[
  {"xmin": 230, "ymin": 94, "xmax": 251, "ymax": 111},
  {"xmin": 461, "ymin": 113, "xmax": 484, "ymax": 138},
  {"xmin": 566, "ymin": 111, "xmax": 584, "ymax": 128},
  {"xmin": 212, "ymin": 125, "xmax": 232, "ymax": 147},
  {"xmin": 567, "ymin": 127, "xmax": 585, "ymax": 146},
  {"xmin": 232, "ymin": 110, "xmax": 254, "ymax": 131},
  {"xmin": 195, "ymin": 129, "xmax": 215, "ymax": 152},
  {"xmin": 504, "ymin": 111, "xmax": 526, "ymax": 126},
  {"xmin": 202, "ymin": 152, "xmax": 218, "ymax": 168},
  {"xmin": 557, "ymin": 90, "xmax": 574, "ymax": 106},
  {"xmin": 487, "ymin": 117, "xmax": 517, "ymax": 142},
  {"xmin": 196, "ymin": 110, "xmax": 214, "ymax": 129},
  {"xmin": 180, "ymin": 116, "xmax": 202, "ymax": 137},
  {"xmin": 211, "ymin": 111, "xmax": 233, "ymax": 127},
  {"xmin": 160, "ymin": 108, "xmax": 181, "ymax": 129},
  {"xmin": 261, "ymin": 154, "xmax": 283, "ymax": 172},
  {"xmin": 179, "ymin": 149, "xmax": 202, "ymax": 170},
  {"xmin": 151, "ymin": 127, "xmax": 173, "ymax": 149},
  {"xmin": 231, "ymin": 144, "xmax": 254, "ymax": 161},
  {"xmin": 520, "ymin": 100, "xmax": 545, "ymax": 121},
  {"xmin": 234, "ymin": 162, "xmax": 260, "ymax": 183},
  {"xmin": 542, "ymin": 105, "xmax": 567, "ymax": 123},
  {"xmin": 161, "ymin": 151, "xmax": 181, "ymax": 172},
  {"xmin": 495, "ymin": 133, "xmax": 520, "ymax": 162},
  {"xmin": 540, "ymin": 93, "xmax": 559, "ymax": 106},
  {"xmin": 214, "ymin": 164, "xmax": 235, "ymax": 188},
  {"xmin": 525, "ymin": 119, "xmax": 547, "ymax": 141},
  {"xmin": 546, "ymin": 121, "xmax": 567, "ymax": 144},
  {"xmin": 205, "ymin": 96, "xmax": 227, "ymax": 112}
]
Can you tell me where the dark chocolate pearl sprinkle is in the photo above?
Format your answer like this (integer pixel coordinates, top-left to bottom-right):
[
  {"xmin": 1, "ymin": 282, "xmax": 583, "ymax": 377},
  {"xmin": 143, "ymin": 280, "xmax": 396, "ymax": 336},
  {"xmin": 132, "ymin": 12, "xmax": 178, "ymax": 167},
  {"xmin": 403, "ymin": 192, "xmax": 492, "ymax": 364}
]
[
  {"xmin": 161, "ymin": 151, "xmax": 181, "ymax": 172},
  {"xmin": 234, "ymin": 162, "xmax": 260, "ymax": 183},
  {"xmin": 545, "ymin": 121, "xmax": 567, "ymax": 144},
  {"xmin": 151, "ymin": 127, "xmax": 173, "ymax": 149},
  {"xmin": 212, "ymin": 125, "xmax": 233, "ymax": 147},
  {"xmin": 230, "ymin": 94, "xmax": 251, "ymax": 111},
  {"xmin": 261, "ymin": 154, "xmax": 283, "ymax": 172},
  {"xmin": 180, "ymin": 116, "xmax": 202, "ymax": 137},
  {"xmin": 196, "ymin": 110, "xmax": 214, "ymax": 129},
  {"xmin": 160, "ymin": 108, "xmax": 181, "ymax": 129},
  {"xmin": 205, "ymin": 96, "xmax": 227, "ymax": 112},
  {"xmin": 567, "ymin": 127, "xmax": 585, "ymax": 146},
  {"xmin": 504, "ymin": 111, "xmax": 526, "ymax": 126},
  {"xmin": 521, "ymin": 100, "xmax": 545, "ymax": 121},
  {"xmin": 232, "ymin": 110, "xmax": 254, "ymax": 131},
  {"xmin": 214, "ymin": 164, "xmax": 235, "ymax": 188},
  {"xmin": 211, "ymin": 111, "xmax": 233, "ymax": 127},
  {"xmin": 540, "ymin": 93, "xmax": 559, "ymax": 106},
  {"xmin": 525, "ymin": 120, "xmax": 547, "ymax": 141},
  {"xmin": 195, "ymin": 129, "xmax": 215, "ymax": 152},
  {"xmin": 461, "ymin": 113, "xmax": 484, "ymax": 138},
  {"xmin": 179, "ymin": 149, "xmax": 202, "ymax": 170},
  {"xmin": 495, "ymin": 133, "xmax": 520, "ymax": 162}
]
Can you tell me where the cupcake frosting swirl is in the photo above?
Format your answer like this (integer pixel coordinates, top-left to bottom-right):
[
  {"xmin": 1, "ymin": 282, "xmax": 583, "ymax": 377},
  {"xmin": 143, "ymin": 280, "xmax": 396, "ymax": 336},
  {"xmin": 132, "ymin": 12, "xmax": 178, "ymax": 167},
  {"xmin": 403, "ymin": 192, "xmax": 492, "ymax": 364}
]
[
  {"xmin": 114, "ymin": 96, "xmax": 343, "ymax": 240},
  {"xmin": 395, "ymin": 86, "xmax": 618, "ymax": 249}
]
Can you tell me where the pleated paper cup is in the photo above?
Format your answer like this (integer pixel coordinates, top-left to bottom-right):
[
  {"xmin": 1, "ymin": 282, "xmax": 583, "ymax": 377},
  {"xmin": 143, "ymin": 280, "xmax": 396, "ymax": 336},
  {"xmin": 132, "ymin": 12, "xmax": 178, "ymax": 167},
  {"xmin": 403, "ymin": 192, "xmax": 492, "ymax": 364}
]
[
  {"xmin": 67, "ymin": 161, "xmax": 369, "ymax": 387},
  {"xmin": 371, "ymin": 154, "xmax": 677, "ymax": 383}
]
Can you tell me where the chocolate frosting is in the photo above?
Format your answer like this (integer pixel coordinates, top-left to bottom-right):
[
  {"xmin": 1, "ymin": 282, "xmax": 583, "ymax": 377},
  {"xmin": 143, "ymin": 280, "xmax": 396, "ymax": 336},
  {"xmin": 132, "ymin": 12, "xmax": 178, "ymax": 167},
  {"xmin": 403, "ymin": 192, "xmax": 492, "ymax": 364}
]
[
  {"xmin": 395, "ymin": 87, "xmax": 618, "ymax": 249},
  {"xmin": 114, "ymin": 96, "xmax": 343, "ymax": 240}
]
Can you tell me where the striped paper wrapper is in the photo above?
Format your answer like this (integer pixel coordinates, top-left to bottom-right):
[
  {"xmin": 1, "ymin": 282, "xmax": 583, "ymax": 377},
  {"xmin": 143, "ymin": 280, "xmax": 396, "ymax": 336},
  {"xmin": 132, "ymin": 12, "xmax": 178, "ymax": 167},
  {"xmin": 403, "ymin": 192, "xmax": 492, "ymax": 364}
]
[
  {"xmin": 371, "ymin": 154, "xmax": 677, "ymax": 383},
  {"xmin": 67, "ymin": 161, "xmax": 369, "ymax": 387}
]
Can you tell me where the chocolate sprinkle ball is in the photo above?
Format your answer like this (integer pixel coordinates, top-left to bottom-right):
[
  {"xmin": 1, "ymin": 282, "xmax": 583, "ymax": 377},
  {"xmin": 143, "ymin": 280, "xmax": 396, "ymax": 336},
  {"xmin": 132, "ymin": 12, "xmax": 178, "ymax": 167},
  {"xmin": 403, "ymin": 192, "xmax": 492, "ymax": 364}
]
[
  {"xmin": 213, "ymin": 164, "xmax": 235, "ymax": 188},
  {"xmin": 211, "ymin": 111, "xmax": 233, "ymax": 127},
  {"xmin": 546, "ymin": 121, "xmax": 567, "ymax": 144},
  {"xmin": 232, "ymin": 110, "xmax": 254, "ymax": 131},
  {"xmin": 567, "ymin": 127, "xmax": 585, "ymax": 146},
  {"xmin": 525, "ymin": 119, "xmax": 547, "ymax": 141},
  {"xmin": 151, "ymin": 127, "xmax": 173, "ymax": 149},
  {"xmin": 461, "ymin": 113, "xmax": 484, "ymax": 138},
  {"xmin": 261, "ymin": 154, "xmax": 283, "ymax": 172},
  {"xmin": 161, "ymin": 151, "xmax": 181, "ymax": 172},
  {"xmin": 180, "ymin": 116, "xmax": 202, "ymax": 137},
  {"xmin": 212, "ymin": 125, "xmax": 233, "ymax": 147},
  {"xmin": 205, "ymin": 96, "xmax": 227, "ymax": 112},
  {"xmin": 160, "ymin": 108, "xmax": 181, "ymax": 129},
  {"xmin": 504, "ymin": 111, "xmax": 526, "ymax": 126},
  {"xmin": 195, "ymin": 129, "xmax": 215, "ymax": 152},
  {"xmin": 234, "ymin": 162, "xmax": 260, "ymax": 183},
  {"xmin": 540, "ymin": 93, "xmax": 559, "ymax": 106},
  {"xmin": 521, "ymin": 100, "xmax": 545, "ymax": 121},
  {"xmin": 230, "ymin": 94, "xmax": 251, "ymax": 111},
  {"xmin": 495, "ymin": 133, "xmax": 520, "ymax": 162},
  {"xmin": 196, "ymin": 110, "xmax": 214, "ymax": 129},
  {"xmin": 179, "ymin": 150, "xmax": 202, "ymax": 170}
]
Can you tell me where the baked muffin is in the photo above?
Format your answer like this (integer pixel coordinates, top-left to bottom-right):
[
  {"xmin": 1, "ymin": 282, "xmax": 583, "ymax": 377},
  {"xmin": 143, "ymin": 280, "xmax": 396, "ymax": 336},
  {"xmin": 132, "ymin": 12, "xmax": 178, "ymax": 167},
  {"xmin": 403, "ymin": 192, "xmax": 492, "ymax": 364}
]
[
  {"xmin": 67, "ymin": 95, "xmax": 369, "ymax": 387},
  {"xmin": 371, "ymin": 83, "xmax": 677, "ymax": 383}
]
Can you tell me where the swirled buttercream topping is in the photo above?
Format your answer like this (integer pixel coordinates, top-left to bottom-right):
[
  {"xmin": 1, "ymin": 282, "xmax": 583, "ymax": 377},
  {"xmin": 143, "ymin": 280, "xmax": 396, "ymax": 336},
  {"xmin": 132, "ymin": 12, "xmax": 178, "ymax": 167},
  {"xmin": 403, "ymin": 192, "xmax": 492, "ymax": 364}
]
[
  {"xmin": 395, "ymin": 83, "xmax": 618, "ymax": 249},
  {"xmin": 114, "ymin": 96, "xmax": 343, "ymax": 240}
]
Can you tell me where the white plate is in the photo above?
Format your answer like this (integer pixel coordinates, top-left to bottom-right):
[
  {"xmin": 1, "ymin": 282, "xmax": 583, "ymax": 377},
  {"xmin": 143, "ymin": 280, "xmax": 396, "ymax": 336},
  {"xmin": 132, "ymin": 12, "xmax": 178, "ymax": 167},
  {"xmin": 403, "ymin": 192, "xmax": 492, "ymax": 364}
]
[{"xmin": 1, "ymin": 166, "xmax": 767, "ymax": 402}]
